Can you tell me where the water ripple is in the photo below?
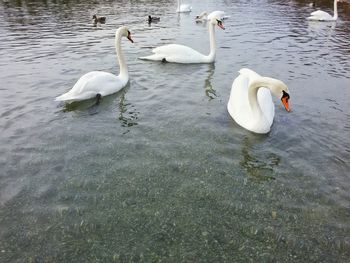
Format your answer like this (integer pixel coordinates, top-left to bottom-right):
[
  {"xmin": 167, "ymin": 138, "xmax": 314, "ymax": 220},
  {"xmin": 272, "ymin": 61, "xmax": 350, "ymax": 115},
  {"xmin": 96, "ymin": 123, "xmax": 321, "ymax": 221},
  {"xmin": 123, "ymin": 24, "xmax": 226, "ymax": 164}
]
[{"xmin": 1, "ymin": 0, "xmax": 350, "ymax": 262}]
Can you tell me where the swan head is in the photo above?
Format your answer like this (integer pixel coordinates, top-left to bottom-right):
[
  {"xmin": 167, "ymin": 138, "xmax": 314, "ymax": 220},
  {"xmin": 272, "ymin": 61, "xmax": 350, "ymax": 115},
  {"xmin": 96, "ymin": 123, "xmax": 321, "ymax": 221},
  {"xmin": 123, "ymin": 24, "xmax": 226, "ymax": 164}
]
[
  {"xmin": 281, "ymin": 90, "xmax": 290, "ymax": 112},
  {"xmin": 263, "ymin": 77, "xmax": 290, "ymax": 112},
  {"xmin": 118, "ymin": 26, "xmax": 134, "ymax": 43},
  {"xmin": 209, "ymin": 17, "xmax": 225, "ymax": 30}
]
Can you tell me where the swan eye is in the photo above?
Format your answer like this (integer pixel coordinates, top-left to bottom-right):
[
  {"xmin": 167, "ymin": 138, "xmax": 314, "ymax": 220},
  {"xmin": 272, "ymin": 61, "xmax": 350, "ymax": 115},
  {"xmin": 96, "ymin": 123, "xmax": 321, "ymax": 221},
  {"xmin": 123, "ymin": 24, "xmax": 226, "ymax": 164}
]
[{"xmin": 217, "ymin": 19, "xmax": 222, "ymax": 25}]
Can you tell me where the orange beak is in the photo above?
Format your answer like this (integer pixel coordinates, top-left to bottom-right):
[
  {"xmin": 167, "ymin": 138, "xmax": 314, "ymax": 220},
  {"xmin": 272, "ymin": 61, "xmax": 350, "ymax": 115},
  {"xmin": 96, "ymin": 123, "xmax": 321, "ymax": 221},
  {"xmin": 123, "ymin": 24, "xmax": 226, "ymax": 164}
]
[
  {"xmin": 281, "ymin": 96, "xmax": 290, "ymax": 112},
  {"xmin": 281, "ymin": 91, "xmax": 290, "ymax": 112}
]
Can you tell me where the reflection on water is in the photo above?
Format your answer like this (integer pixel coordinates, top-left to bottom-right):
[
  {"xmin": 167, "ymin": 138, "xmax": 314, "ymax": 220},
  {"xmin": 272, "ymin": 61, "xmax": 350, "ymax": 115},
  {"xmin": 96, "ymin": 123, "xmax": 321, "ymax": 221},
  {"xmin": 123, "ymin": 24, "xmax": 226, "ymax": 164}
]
[
  {"xmin": 118, "ymin": 88, "xmax": 139, "ymax": 131},
  {"xmin": 307, "ymin": 20, "xmax": 337, "ymax": 31},
  {"xmin": 62, "ymin": 97, "xmax": 100, "ymax": 113},
  {"xmin": 204, "ymin": 64, "xmax": 217, "ymax": 100},
  {"xmin": 61, "ymin": 85, "xmax": 139, "ymax": 130},
  {"xmin": 240, "ymin": 136, "xmax": 279, "ymax": 182},
  {"xmin": 0, "ymin": 0, "xmax": 350, "ymax": 262}
]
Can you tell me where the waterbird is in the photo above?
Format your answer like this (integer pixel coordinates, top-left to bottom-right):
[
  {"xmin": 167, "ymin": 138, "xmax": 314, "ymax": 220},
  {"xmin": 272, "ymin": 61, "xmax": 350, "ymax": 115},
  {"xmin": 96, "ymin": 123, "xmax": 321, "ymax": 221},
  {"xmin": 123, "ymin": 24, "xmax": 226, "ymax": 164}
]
[
  {"xmin": 55, "ymin": 26, "xmax": 134, "ymax": 103},
  {"xmin": 227, "ymin": 68, "xmax": 291, "ymax": 134},
  {"xmin": 92, "ymin": 14, "xmax": 106, "ymax": 24},
  {"xmin": 148, "ymin": 15, "xmax": 160, "ymax": 23},
  {"xmin": 307, "ymin": 0, "xmax": 342, "ymax": 21},
  {"xmin": 139, "ymin": 17, "xmax": 225, "ymax": 63},
  {"xmin": 176, "ymin": 0, "xmax": 192, "ymax": 13}
]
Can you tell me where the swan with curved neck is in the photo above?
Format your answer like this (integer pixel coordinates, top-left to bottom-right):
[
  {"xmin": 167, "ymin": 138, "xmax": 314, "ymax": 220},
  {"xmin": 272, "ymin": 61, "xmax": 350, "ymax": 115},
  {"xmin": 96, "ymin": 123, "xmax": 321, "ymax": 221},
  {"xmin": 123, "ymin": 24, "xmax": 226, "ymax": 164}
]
[
  {"xmin": 176, "ymin": 0, "xmax": 192, "ymax": 13},
  {"xmin": 227, "ymin": 68, "xmax": 291, "ymax": 134},
  {"xmin": 55, "ymin": 26, "xmax": 134, "ymax": 102},
  {"xmin": 307, "ymin": 0, "xmax": 341, "ymax": 21},
  {"xmin": 139, "ymin": 17, "xmax": 225, "ymax": 64}
]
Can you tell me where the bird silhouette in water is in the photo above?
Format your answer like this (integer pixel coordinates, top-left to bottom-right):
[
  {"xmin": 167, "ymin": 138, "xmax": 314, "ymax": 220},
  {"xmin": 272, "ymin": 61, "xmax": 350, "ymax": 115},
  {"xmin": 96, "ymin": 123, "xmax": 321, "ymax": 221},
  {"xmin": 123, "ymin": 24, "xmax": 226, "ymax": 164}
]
[
  {"xmin": 93, "ymin": 15, "xmax": 106, "ymax": 24},
  {"xmin": 148, "ymin": 15, "xmax": 160, "ymax": 24}
]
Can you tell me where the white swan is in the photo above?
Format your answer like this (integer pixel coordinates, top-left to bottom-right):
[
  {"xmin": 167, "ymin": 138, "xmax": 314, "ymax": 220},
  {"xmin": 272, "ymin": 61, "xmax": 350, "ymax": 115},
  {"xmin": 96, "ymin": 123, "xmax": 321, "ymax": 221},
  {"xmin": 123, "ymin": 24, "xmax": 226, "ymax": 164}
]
[
  {"xmin": 55, "ymin": 26, "xmax": 134, "ymax": 102},
  {"xmin": 195, "ymin": 11, "xmax": 208, "ymax": 22},
  {"xmin": 227, "ymin": 68, "xmax": 291, "ymax": 134},
  {"xmin": 139, "ymin": 17, "xmax": 225, "ymax": 64},
  {"xmin": 195, "ymin": 10, "xmax": 228, "ymax": 22},
  {"xmin": 176, "ymin": 0, "xmax": 192, "ymax": 13},
  {"xmin": 307, "ymin": 0, "xmax": 341, "ymax": 21}
]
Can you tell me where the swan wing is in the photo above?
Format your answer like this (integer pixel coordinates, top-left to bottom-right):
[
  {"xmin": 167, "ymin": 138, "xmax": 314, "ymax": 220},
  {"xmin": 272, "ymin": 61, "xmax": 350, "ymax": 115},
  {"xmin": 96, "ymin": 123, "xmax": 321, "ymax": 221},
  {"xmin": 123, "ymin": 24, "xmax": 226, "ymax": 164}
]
[
  {"xmin": 228, "ymin": 68, "xmax": 261, "ymax": 120},
  {"xmin": 227, "ymin": 73, "xmax": 252, "ymax": 128},
  {"xmin": 238, "ymin": 68, "xmax": 261, "ymax": 79},
  {"xmin": 228, "ymin": 68, "xmax": 274, "ymax": 133},
  {"xmin": 139, "ymin": 44, "xmax": 206, "ymax": 63},
  {"xmin": 308, "ymin": 10, "xmax": 333, "ymax": 20},
  {"xmin": 178, "ymin": 4, "xmax": 192, "ymax": 12},
  {"xmin": 310, "ymin": 10, "xmax": 329, "ymax": 17},
  {"xmin": 55, "ymin": 71, "xmax": 125, "ymax": 102}
]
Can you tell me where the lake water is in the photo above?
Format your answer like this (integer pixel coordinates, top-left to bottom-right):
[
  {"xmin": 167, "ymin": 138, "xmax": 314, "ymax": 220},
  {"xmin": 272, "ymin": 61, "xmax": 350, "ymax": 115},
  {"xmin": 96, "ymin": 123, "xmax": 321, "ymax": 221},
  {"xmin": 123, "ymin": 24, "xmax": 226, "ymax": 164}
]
[{"xmin": 0, "ymin": 0, "xmax": 349, "ymax": 262}]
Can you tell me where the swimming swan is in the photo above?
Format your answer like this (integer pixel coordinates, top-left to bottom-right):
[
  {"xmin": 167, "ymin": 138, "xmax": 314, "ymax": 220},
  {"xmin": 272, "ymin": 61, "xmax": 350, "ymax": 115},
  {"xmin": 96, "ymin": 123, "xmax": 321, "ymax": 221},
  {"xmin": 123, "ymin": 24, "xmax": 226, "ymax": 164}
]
[
  {"xmin": 176, "ymin": 0, "xmax": 192, "ymax": 13},
  {"xmin": 307, "ymin": 0, "xmax": 341, "ymax": 21},
  {"xmin": 55, "ymin": 26, "xmax": 134, "ymax": 103},
  {"xmin": 139, "ymin": 17, "xmax": 225, "ymax": 64},
  {"xmin": 227, "ymin": 68, "xmax": 291, "ymax": 134}
]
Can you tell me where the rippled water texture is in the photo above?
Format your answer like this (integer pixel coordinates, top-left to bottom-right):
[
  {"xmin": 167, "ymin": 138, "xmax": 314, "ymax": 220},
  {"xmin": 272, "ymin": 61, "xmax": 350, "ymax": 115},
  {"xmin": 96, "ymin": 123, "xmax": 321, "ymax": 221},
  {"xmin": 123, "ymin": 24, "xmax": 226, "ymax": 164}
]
[{"xmin": 0, "ymin": 0, "xmax": 349, "ymax": 262}]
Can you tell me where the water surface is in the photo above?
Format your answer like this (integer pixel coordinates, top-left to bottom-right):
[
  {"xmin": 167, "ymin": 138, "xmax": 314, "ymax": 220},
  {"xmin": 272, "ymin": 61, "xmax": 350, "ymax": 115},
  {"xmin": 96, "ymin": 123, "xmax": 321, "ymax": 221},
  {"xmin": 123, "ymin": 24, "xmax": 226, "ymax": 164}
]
[{"xmin": 0, "ymin": 0, "xmax": 349, "ymax": 262}]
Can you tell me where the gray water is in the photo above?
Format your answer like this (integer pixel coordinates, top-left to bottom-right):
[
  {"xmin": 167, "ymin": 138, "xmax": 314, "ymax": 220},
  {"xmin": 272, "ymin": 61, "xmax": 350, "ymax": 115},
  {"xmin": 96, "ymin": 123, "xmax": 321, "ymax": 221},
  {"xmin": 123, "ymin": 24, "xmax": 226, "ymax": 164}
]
[{"xmin": 0, "ymin": 0, "xmax": 349, "ymax": 262}]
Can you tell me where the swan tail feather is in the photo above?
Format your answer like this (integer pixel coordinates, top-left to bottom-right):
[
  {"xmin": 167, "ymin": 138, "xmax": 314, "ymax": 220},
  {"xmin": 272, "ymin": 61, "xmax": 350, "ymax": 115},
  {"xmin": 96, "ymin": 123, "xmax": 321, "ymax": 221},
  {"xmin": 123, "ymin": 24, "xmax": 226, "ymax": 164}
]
[
  {"xmin": 138, "ymin": 54, "xmax": 164, "ymax": 61},
  {"xmin": 55, "ymin": 92, "xmax": 74, "ymax": 102},
  {"xmin": 55, "ymin": 91, "xmax": 94, "ymax": 102}
]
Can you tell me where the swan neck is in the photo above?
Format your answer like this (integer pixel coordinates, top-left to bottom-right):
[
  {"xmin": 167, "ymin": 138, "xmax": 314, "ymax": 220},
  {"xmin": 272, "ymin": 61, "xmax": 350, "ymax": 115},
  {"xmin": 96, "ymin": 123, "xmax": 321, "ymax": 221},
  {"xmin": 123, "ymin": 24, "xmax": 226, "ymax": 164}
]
[
  {"xmin": 207, "ymin": 23, "xmax": 216, "ymax": 62},
  {"xmin": 177, "ymin": 0, "xmax": 181, "ymax": 10},
  {"xmin": 333, "ymin": 0, "xmax": 338, "ymax": 19},
  {"xmin": 248, "ymin": 82, "xmax": 262, "ymax": 118},
  {"xmin": 248, "ymin": 77, "xmax": 274, "ymax": 117},
  {"xmin": 115, "ymin": 29, "xmax": 128, "ymax": 79}
]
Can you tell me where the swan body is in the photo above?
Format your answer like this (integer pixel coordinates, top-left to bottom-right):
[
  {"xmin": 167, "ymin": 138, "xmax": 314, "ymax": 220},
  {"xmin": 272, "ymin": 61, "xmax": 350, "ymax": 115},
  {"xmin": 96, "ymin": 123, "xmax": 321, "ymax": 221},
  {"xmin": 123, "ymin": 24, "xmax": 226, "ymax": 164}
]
[
  {"xmin": 55, "ymin": 26, "xmax": 133, "ymax": 102},
  {"xmin": 196, "ymin": 10, "xmax": 228, "ymax": 22},
  {"xmin": 227, "ymin": 68, "xmax": 290, "ymax": 134},
  {"xmin": 139, "ymin": 17, "xmax": 225, "ymax": 64},
  {"xmin": 176, "ymin": 0, "xmax": 192, "ymax": 13},
  {"xmin": 307, "ymin": 0, "xmax": 340, "ymax": 21}
]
